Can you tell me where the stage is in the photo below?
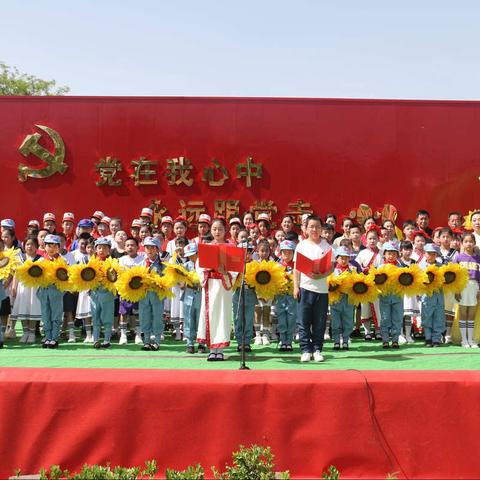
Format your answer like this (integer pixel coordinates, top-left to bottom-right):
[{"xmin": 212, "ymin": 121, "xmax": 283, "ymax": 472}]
[{"xmin": 1, "ymin": 338, "xmax": 480, "ymax": 479}]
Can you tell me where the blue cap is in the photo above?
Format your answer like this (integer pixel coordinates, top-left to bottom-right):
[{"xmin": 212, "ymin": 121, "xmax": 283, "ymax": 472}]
[
  {"xmin": 78, "ymin": 219, "xmax": 94, "ymax": 229},
  {"xmin": 383, "ymin": 242, "xmax": 399, "ymax": 253},
  {"xmin": 44, "ymin": 234, "xmax": 61, "ymax": 245},
  {"xmin": 143, "ymin": 236, "xmax": 161, "ymax": 249},
  {"xmin": 184, "ymin": 242, "xmax": 198, "ymax": 257},
  {"xmin": 279, "ymin": 240, "xmax": 296, "ymax": 251},
  {"xmin": 94, "ymin": 237, "xmax": 111, "ymax": 247},
  {"xmin": 424, "ymin": 243, "xmax": 440, "ymax": 254},
  {"xmin": 1, "ymin": 219, "xmax": 15, "ymax": 229},
  {"xmin": 335, "ymin": 246, "xmax": 351, "ymax": 258}
]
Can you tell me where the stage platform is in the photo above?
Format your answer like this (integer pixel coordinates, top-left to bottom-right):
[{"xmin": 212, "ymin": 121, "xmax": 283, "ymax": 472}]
[{"xmin": 1, "ymin": 338, "xmax": 480, "ymax": 479}]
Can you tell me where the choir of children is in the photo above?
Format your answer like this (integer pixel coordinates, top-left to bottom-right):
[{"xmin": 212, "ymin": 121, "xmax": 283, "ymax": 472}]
[{"xmin": 0, "ymin": 208, "xmax": 478, "ymax": 363}]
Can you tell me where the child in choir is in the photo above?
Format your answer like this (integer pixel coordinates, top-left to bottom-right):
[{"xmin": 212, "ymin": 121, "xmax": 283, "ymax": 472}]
[
  {"xmin": 321, "ymin": 224, "xmax": 335, "ymax": 246},
  {"xmin": 454, "ymin": 233, "xmax": 480, "ymax": 348},
  {"xmin": 228, "ymin": 217, "xmax": 242, "ymax": 244},
  {"xmin": 138, "ymin": 237, "xmax": 165, "ymax": 350},
  {"xmin": 330, "ymin": 247, "xmax": 356, "ymax": 350},
  {"xmin": 130, "ymin": 218, "xmax": 142, "ymax": 240},
  {"xmin": 170, "ymin": 236, "xmax": 188, "ymax": 340},
  {"xmin": 183, "ymin": 243, "xmax": 205, "ymax": 353},
  {"xmin": 247, "ymin": 223, "xmax": 260, "ymax": 244},
  {"xmin": 419, "ymin": 244, "xmax": 446, "ymax": 347},
  {"xmin": 232, "ymin": 242, "xmax": 257, "ymax": 352},
  {"xmin": 355, "ymin": 227, "xmax": 382, "ymax": 340},
  {"xmin": 11, "ymin": 237, "xmax": 43, "ymax": 344},
  {"xmin": 196, "ymin": 218, "xmax": 237, "ymax": 361},
  {"xmin": 411, "ymin": 231, "xmax": 427, "ymax": 263},
  {"xmin": 294, "ymin": 215, "xmax": 333, "ymax": 362},
  {"xmin": 192, "ymin": 214, "xmax": 211, "ymax": 245},
  {"xmin": 253, "ymin": 239, "xmax": 274, "ymax": 345},
  {"xmin": 348, "ymin": 224, "xmax": 364, "ymax": 255},
  {"xmin": 37, "ymin": 235, "xmax": 64, "ymax": 348},
  {"xmin": 402, "ymin": 220, "xmax": 416, "ymax": 243},
  {"xmin": 398, "ymin": 241, "xmax": 417, "ymax": 344},
  {"xmin": 274, "ymin": 240, "xmax": 296, "ymax": 351},
  {"xmin": 118, "ymin": 237, "xmax": 145, "ymax": 345},
  {"xmin": 90, "ymin": 238, "xmax": 115, "ymax": 348},
  {"xmin": 379, "ymin": 242, "xmax": 404, "ymax": 349},
  {"xmin": 257, "ymin": 213, "xmax": 271, "ymax": 240},
  {"xmin": 166, "ymin": 217, "xmax": 189, "ymax": 255},
  {"xmin": 438, "ymin": 227, "xmax": 457, "ymax": 343}
]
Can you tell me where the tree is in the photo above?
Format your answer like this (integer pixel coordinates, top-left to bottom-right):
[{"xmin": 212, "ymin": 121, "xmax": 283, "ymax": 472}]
[{"xmin": 0, "ymin": 62, "xmax": 70, "ymax": 95}]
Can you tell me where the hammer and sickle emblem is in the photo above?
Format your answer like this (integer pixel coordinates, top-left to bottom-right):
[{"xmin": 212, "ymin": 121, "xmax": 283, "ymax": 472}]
[{"xmin": 18, "ymin": 125, "xmax": 68, "ymax": 182}]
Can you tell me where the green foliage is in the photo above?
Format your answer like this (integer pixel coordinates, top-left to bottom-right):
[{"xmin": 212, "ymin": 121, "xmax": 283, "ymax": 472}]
[
  {"xmin": 0, "ymin": 62, "xmax": 70, "ymax": 95},
  {"xmin": 165, "ymin": 463, "xmax": 205, "ymax": 479},
  {"xmin": 322, "ymin": 465, "xmax": 340, "ymax": 480},
  {"xmin": 212, "ymin": 444, "xmax": 289, "ymax": 480}
]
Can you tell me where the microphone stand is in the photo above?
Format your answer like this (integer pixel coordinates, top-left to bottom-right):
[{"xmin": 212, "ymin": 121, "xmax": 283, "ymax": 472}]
[{"xmin": 239, "ymin": 243, "xmax": 250, "ymax": 370}]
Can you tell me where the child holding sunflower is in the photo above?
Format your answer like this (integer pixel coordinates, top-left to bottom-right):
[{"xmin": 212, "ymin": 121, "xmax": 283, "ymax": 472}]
[
  {"xmin": 454, "ymin": 233, "xmax": 480, "ymax": 348},
  {"xmin": 196, "ymin": 218, "xmax": 237, "ymax": 361}
]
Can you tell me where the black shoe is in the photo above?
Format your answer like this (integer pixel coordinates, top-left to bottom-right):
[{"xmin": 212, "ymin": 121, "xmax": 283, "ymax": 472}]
[
  {"xmin": 48, "ymin": 341, "xmax": 59, "ymax": 349},
  {"xmin": 42, "ymin": 341, "xmax": 49, "ymax": 349},
  {"xmin": 279, "ymin": 344, "xmax": 287, "ymax": 352},
  {"xmin": 215, "ymin": 352, "xmax": 224, "ymax": 361},
  {"xmin": 198, "ymin": 344, "xmax": 207, "ymax": 354},
  {"xmin": 207, "ymin": 352, "xmax": 216, "ymax": 361},
  {"xmin": 375, "ymin": 333, "xmax": 382, "ymax": 341},
  {"xmin": 151, "ymin": 343, "xmax": 160, "ymax": 351},
  {"xmin": 244, "ymin": 344, "xmax": 252, "ymax": 353},
  {"xmin": 74, "ymin": 319, "xmax": 83, "ymax": 328},
  {"xmin": 365, "ymin": 334, "xmax": 373, "ymax": 341},
  {"xmin": 382, "ymin": 342, "xmax": 390, "ymax": 349},
  {"xmin": 333, "ymin": 343, "xmax": 340, "ymax": 351},
  {"xmin": 391, "ymin": 342, "xmax": 399, "ymax": 349},
  {"xmin": 237, "ymin": 345, "xmax": 243, "ymax": 352},
  {"xmin": 351, "ymin": 328, "xmax": 362, "ymax": 338},
  {"xmin": 285, "ymin": 344, "xmax": 293, "ymax": 351},
  {"xmin": 101, "ymin": 342, "xmax": 111, "ymax": 349},
  {"xmin": 93, "ymin": 341, "xmax": 102, "ymax": 349},
  {"xmin": 425, "ymin": 340, "xmax": 433, "ymax": 348},
  {"xmin": 342, "ymin": 343, "xmax": 349, "ymax": 351},
  {"xmin": 187, "ymin": 346, "xmax": 195, "ymax": 354},
  {"xmin": 0, "ymin": 341, "xmax": 4, "ymax": 348},
  {"xmin": 142, "ymin": 343, "xmax": 152, "ymax": 351}
]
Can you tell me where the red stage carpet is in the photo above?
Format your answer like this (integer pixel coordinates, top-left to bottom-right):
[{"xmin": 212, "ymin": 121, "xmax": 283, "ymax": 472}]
[{"xmin": 1, "ymin": 368, "xmax": 479, "ymax": 479}]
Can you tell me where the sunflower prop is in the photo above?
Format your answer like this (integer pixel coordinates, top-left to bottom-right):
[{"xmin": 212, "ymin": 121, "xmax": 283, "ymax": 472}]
[
  {"xmin": 162, "ymin": 263, "xmax": 190, "ymax": 288},
  {"xmin": 15, "ymin": 260, "xmax": 52, "ymax": 288},
  {"xmin": 369, "ymin": 264, "xmax": 396, "ymax": 295},
  {"xmin": 343, "ymin": 272, "xmax": 378, "ymax": 305},
  {"xmin": 69, "ymin": 257, "xmax": 103, "ymax": 292},
  {"xmin": 100, "ymin": 257, "xmax": 123, "ymax": 294},
  {"xmin": 0, "ymin": 247, "xmax": 20, "ymax": 281},
  {"xmin": 151, "ymin": 274, "xmax": 175, "ymax": 301},
  {"xmin": 48, "ymin": 257, "xmax": 71, "ymax": 292},
  {"xmin": 439, "ymin": 263, "xmax": 469, "ymax": 295},
  {"xmin": 422, "ymin": 264, "xmax": 443, "ymax": 296},
  {"xmin": 116, "ymin": 266, "xmax": 152, "ymax": 302},
  {"xmin": 283, "ymin": 272, "xmax": 294, "ymax": 296},
  {"xmin": 232, "ymin": 273, "xmax": 243, "ymax": 291},
  {"xmin": 327, "ymin": 273, "xmax": 346, "ymax": 304},
  {"xmin": 390, "ymin": 264, "xmax": 427, "ymax": 297},
  {"xmin": 245, "ymin": 260, "xmax": 287, "ymax": 300}
]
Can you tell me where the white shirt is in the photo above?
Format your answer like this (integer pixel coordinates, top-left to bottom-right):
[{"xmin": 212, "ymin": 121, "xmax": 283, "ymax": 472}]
[
  {"xmin": 119, "ymin": 254, "xmax": 145, "ymax": 268},
  {"xmin": 294, "ymin": 238, "xmax": 331, "ymax": 294},
  {"xmin": 355, "ymin": 248, "xmax": 382, "ymax": 269}
]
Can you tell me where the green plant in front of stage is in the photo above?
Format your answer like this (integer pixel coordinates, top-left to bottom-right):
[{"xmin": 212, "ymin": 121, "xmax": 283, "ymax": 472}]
[
  {"xmin": 165, "ymin": 464, "xmax": 205, "ymax": 479},
  {"xmin": 322, "ymin": 465, "xmax": 340, "ymax": 479},
  {"xmin": 212, "ymin": 444, "xmax": 290, "ymax": 480}
]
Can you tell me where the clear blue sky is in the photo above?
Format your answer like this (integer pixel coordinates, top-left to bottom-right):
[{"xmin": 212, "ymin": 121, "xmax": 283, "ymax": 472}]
[{"xmin": 1, "ymin": 0, "xmax": 479, "ymax": 99}]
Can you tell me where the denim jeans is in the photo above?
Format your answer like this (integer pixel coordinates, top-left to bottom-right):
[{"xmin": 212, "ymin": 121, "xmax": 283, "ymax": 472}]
[{"xmin": 297, "ymin": 288, "xmax": 328, "ymax": 353}]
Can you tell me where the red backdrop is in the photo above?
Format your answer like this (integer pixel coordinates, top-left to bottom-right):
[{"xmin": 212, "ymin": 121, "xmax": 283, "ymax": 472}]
[{"xmin": 1, "ymin": 96, "xmax": 479, "ymax": 231}]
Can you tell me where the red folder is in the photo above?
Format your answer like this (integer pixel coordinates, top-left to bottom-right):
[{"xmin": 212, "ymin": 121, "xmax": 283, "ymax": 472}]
[
  {"xmin": 295, "ymin": 249, "xmax": 332, "ymax": 277},
  {"xmin": 198, "ymin": 243, "xmax": 245, "ymax": 273}
]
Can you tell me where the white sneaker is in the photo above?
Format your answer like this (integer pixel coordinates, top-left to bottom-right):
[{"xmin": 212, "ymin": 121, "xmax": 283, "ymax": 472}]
[
  {"xmin": 262, "ymin": 334, "xmax": 270, "ymax": 345},
  {"xmin": 83, "ymin": 334, "xmax": 94, "ymax": 344},
  {"xmin": 461, "ymin": 341, "xmax": 471, "ymax": 348},
  {"xmin": 405, "ymin": 335, "xmax": 415, "ymax": 344},
  {"xmin": 470, "ymin": 342, "xmax": 479, "ymax": 349},
  {"xmin": 19, "ymin": 333, "xmax": 29, "ymax": 344},
  {"xmin": 27, "ymin": 332, "xmax": 36, "ymax": 344},
  {"xmin": 68, "ymin": 332, "xmax": 76, "ymax": 343},
  {"xmin": 160, "ymin": 333, "xmax": 165, "ymax": 341},
  {"xmin": 324, "ymin": 333, "xmax": 331, "ymax": 341},
  {"xmin": 175, "ymin": 330, "xmax": 183, "ymax": 341},
  {"xmin": 254, "ymin": 334, "xmax": 263, "ymax": 345},
  {"xmin": 135, "ymin": 334, "xmax": 143, "ymax": 345},
  {"xmin": 300, "ymin": 352, "xmax": 312, "ymax": 362},
  {"xmin": 119, "ymin": 332, "xmax": 128, "ymax": 345},
  {"xmin": 294, "ymin": 333, "xmax": 300, "ymax": 343},
  {"xmin": 398, "ymin": 334, "xmax": 407, "ymax": 345},
  {"xmin": 313, "ymin": 350, "xmax": 324, "ymax": 362}
]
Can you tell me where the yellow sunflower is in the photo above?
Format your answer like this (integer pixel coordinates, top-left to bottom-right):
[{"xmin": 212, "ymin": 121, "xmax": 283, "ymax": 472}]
[
  {"xmin": 390, "ymin": 264, "xmax": 427, "ymax": 297},
  {"xmin": 0, "ymin": 247, "xmax": 20, "ymax": 281},
  {"xmin": 162, "ymin": 262, "xmax": 190, "ymax": 288},
  {"xmin": 15, "ymin": 259, "xmax": 52, "ymax": 288},
  {"xmin": 232, "ymin": 273, "xmax": 243, "ymax": 291},
  {"xmin": 100, "ymin": 257, "xmax": 123, "ymax": 294},
  {"xmin": 343, "ymin": 272, "xmax": 378, "ymax": 305},
  {"xmin": 151, "ymin": 274, "xmax": 175, "ymax": 301},
  {"xmin": 245, "ymin": 260, "xmax": 287, "ymax": 300},
  {"xmin": 48, "ymin": 257, "xmax": 71, "ymax": 292},
  {"xmin": 369, "ymin": 264, "xmax": 396, "ymax": 295},
  {"xmin": 69, "ymin": 257, "xmax": 103, "ymax": 292},
  {"xmin": 327, "ymin": 273, "xmax": 346, "ymax": 304},
  {"xmin": 116, "ymin": 266, "xmax": 152, "ymax": 302},
  {"xmin": 439, "ymin": 263, "xmax": 469, "ymax": 295},
  {"xmin": 186, "ymin": 269, "xmax": 200, "ymax": 287},
  {"xmin": 283, "ymin": 272, "xmax": 294, "ymax": 296},
  {"xmin": 422, "ymin": 264, "xmax": 443, "ymax": 296}
]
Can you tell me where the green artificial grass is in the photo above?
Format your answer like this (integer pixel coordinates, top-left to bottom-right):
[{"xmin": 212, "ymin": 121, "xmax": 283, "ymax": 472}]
[{"xmin": 1, "ymin": 330, "xmax": 479, "ymax": 370}]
